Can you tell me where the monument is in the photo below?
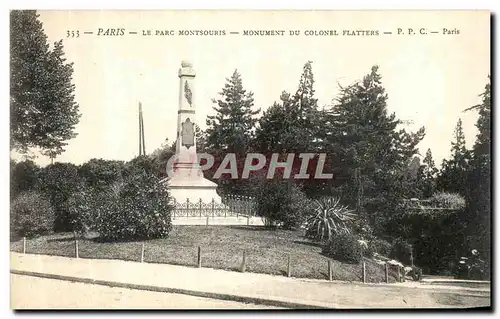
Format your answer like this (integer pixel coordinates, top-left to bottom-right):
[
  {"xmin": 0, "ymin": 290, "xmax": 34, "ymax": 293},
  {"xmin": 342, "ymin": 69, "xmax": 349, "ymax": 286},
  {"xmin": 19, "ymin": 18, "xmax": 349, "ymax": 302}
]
[{"xmin": 163, "ymin": 61, "xmax": 222, "ymax": 204}]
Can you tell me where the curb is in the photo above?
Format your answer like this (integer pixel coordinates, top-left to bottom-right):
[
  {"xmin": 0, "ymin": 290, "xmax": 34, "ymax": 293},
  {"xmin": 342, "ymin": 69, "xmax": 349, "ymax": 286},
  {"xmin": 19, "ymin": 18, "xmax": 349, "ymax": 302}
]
[{"xmin": 10, "ymin": 269, "xmax": 329, "ymax": 309}]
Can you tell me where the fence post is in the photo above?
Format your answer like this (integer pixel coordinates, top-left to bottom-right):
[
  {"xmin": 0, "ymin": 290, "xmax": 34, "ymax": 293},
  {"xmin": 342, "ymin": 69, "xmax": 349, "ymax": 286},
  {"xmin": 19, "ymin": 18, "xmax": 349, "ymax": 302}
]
[
  {"xmin": 247, "ymin": 216, "xmax": 250, "ymax": 226},
  {"xmin": 206, "ymin": 215, "xmax": 209, "ymax": 226},
  {"xmin": 385, "ymin": 263, "xmax": 389, "ymax": 283},
  {"xmin": 241, "ymin": 250, "xmax": 246, "ymax": 273},
  {"xmin": 172, "ymin": 198, "xmax": 176, "ymax": 219},
  {"xmin": 75, "ymin": 239, "xmax": 79, "ymax": 259},
  {"xmin": 141, "ymin": 243, "xmax": 145, "ymax": 263},
  {"xmin": 23, "ymin": 237, "xmax": 26, "ymax": 254},
  {"xmin": 287, "ymin": 254, "xmax": 292, "ymax": 277},
  {"xmin": 197, "ymin": 246, "xmax": 202, "ymax": 268},
  {"xmin": 212, "ymin": 198, "xmax": 215, "ymax": 218},
  {"xmin": 328, "ymin": 259, "xmax": 333, "ymax": 281},
  {"xmin": 362, "ymin": 262, "xmax": 366, "ymax": 283}
]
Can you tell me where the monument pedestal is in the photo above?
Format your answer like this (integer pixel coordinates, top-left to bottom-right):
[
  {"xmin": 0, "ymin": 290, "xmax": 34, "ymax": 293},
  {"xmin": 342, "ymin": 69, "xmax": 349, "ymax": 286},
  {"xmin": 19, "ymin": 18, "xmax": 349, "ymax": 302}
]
[{"xmin": 165, "ymin": 168, "xmax": 222, "ymax": 204}]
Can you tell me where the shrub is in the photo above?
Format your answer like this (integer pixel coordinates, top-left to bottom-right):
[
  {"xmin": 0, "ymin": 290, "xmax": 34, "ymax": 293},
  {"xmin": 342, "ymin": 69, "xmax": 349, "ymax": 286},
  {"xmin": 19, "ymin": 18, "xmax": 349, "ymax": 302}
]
[
  {"xmin": 78, "ymin": 158, "xmax": 125, "ymax": 190},
  {"xmin": 66, "ymin": 185, "xmax": 102, "ymax": 237},
  {"xmin": 306, "ymin": 197, "xmax": 356, "ymax": 242},
  {"xmin": 124, "ymin": 155, "xmax": 160, "ymax": 178},
  {"xmin": 11, "ymin": 160, "xmax": 40, "ymax": 199},
  {"xmin": 323, "ymin": 233, "xmax": 363, "ymax": 264},
  {"xmin": 256, "ymin": 180, "xmax": 312, "ymax": 230},
  {"xmin": 36, "ymin": 163, "xmax": 85, "ymax": 232},
  {"xmin": 390, "ymin": 238, "xmax": 413, "ymax": 265},
  {"xmin": 96, "ymin": 171, "xmax": 173, "ymax": 241},
  {"xmin": 429, "ymin": 192, "xmax": 466, "ymax": 210},
  {"xmin": 369, "ymin": 238, "xmax": 392, "ymax": 257},
  {"xmin": 10, "ymin": 191, "xmax": 54, "ymax": 238}
]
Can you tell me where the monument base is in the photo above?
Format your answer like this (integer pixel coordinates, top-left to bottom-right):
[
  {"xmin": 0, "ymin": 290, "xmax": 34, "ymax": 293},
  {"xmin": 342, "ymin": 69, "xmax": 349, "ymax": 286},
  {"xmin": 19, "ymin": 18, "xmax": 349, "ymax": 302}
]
[{"xmin": 161, "ymin": 174, "xmax": 222, "ymax": 204}]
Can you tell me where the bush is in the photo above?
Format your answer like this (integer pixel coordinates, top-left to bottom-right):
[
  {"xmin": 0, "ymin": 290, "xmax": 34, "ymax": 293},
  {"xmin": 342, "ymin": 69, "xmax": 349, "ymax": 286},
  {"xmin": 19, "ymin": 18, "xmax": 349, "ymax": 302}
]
[
  {"xmin": 96, "ymin": 171, "xmax": 173, "ymax": 241},
  {"xmin": 11, "ymin": 160, "xmax": 40, "ymax": 199},
  {"xmin": 78, "ymin": 158, "xmax": 125, "ymax": 190},
  {"xmin": 36, "ymin": 163, "xmax": 85, "ymax": 232},
  {"xmin": 305, "ymin": 197, "xmax": 356, "ymax": 242},
  {"xmin": 66, "ymin": 185, "xmax": 102, "ymax": 237},
  {"xmin": 124, "ymin": 155, "xmax": 160, "ymax": 178},
  {"xmin": 256, "ymin": 180, "xmax": 312, "ymax": 230},
  {"xmin": 11, "ymin": 191, "xmax": 54, "ymax": 238},
  {"xmin": 369, "ymin": 238, "xmax": 392, "ymax": 257},
  {"xmin": 390, "ymin": 238, "xmax": 413, "ymax": 265},
  {"xmin": 430, "ymin": 192, "xmax": 466, "ymax": 210},
  {"xmin": 323, "ymin": 233, "xmax": 363, "ymax": 264}
]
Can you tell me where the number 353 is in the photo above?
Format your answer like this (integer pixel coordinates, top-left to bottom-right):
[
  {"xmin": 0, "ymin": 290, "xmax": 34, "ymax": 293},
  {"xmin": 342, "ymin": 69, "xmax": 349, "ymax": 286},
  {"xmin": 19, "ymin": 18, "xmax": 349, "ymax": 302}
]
[{"xmin": 66, "ymin": 30, "xmax": 80, "ymax": 38}]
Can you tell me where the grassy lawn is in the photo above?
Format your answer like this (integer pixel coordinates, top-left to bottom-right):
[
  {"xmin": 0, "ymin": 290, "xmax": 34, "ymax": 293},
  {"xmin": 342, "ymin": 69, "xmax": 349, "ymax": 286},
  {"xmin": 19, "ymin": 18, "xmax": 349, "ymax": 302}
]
[{"xmin": 10, "ymin": 225, "xmax": 399, "ymax": 283}]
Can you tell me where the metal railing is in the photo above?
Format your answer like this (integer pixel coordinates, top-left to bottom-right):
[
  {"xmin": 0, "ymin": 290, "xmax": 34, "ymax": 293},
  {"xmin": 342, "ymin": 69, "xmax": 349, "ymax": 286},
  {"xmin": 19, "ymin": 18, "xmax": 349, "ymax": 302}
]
[{"xmin": 171, "ymin": 194, "xmax": 258, "ymax": 218}]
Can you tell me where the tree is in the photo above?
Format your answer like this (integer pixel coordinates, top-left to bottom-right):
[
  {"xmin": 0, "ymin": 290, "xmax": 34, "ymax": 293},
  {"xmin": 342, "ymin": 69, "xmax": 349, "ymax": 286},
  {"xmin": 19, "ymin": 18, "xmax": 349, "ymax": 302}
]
[
  {"xmin": 78, "ymin": 159, "xmax": 125, "ymax": 190},
  {"xmin": 10, "ymin": 159, "xmax": 40, "ymax": 199},
  {"xmin": 326, "ymin": 66, "xmax": 425, "ymax": 231},
  {"xmin": 36, "ymin": 162, "xmax": 84, "ymax": 232},
  {"xmin": 437, "ymin": 118, "xmax": 472, "ymax": 196},
  {"xmin": 464, "ymin": 77, "xmax": 491, "ymax": 267},
  {"xmin": 205, "ymin": 70, "xmax": 260, "ymax": 194},
  {"xmin": 420, "ymin": 148, "xmax": 438, "ymax": 198},
  {"xmin": 10, "ymin": 10, "xmax": 80, "ymax": 159},
  {"xmin": 205, "ymin": 69, "xmax": 260, "ymax": 154},
  {"xmin": 255, "ymin": 61, "xmax": 321, "ymax": 154},
  {"xmin": 149, "ymin": 139, "xmax": 175, "ymax": 178}
]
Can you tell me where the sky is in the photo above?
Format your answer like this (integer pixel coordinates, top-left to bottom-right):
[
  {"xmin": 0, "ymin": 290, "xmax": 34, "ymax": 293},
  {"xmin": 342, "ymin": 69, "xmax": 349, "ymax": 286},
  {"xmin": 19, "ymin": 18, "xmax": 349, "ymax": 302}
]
[{"xmin": 12, "ymin": 10, "xmax": 490, "ymax": 167}]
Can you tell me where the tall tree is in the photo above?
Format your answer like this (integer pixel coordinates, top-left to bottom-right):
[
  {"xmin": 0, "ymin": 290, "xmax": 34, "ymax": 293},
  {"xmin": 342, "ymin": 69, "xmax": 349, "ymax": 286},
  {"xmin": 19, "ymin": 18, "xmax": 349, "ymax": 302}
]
[
  {"xmin": 205, "ymin": 69, "xmax": 260, "ymax": 154},
  {"xmin": 205, "ymin": 70, "xmax": 260, "ymax": 194},
  {"xmin": 420, "ymin": 148, "xmax": 438, "ymax": 198},
  {"xmin": 326, "ymin": 66, "xmax": 425, "ymax": 231},
  {"xmin": 255, "ymin": 61, "xmax": 321, "ymax": 155},
  {"xmin": 437, "ymin": 118, "xmax": 472, "ymax": 195},
  {"xmin": 10, "ymin": 11, "xmax": 80, "ymax": 160},
  {"xmin": 464, "ymin": 77, "xmax": 491, "ymax": 265}
]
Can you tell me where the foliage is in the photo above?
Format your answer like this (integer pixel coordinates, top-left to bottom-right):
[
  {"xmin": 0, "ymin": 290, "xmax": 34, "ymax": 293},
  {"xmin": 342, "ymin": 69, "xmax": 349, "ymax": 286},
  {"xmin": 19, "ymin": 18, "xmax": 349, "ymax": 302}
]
[
  {"xmin": 323, "ymin": 65, "xmax": 425, "ymax": 233},
  {"xmin": 95, "ymin": 171, "xmax": 173, "ymax": 241},
  {"xmin": 437, "ymin": 119, "xmax": 472, "ymax": 196},
  {"xmin": 369, "ymin": 238, "xmax": 393, "ymax": 257},
  {"xmin": 66, "ymin": 185, "xmax": 99, "ymax": 237},
  {"xmin": 10, "ymin": 159, "xmax": 40, "ymax": 198},
  {"xmin": 125, "ymin": 155, "xmax": 160, "ymax": 178},
  {"xmin": 254, "ymin": 61, "xmax": 321, "ymax": 155},
  {"xmin": 78, "ymin": 158, "xmax": 125, "ymax": 190},
  {"xmin": 10, "ymin": 191, "xmax": 54, "ymax": 238},
  {"xmin": 10, "ymin": 10, "xmax": 80, "ymax": 158},
  {"xmin": 389, "ymin": 238, "xmax": 413, "ymax": 265},
  {"xmin": 420, "ymin": 148, "xmax": 438, "ymax": 198},
  {"xmin": 429, "ymin": 192, "xmax": 466, "ymax": 210},
  {"xmin": 149, "ymin": 140, "xmax": 175, "ymax": 178},
  {"xmin": 305, "ymin": 197, "xmax": 356, "ymax": 242},
  {"xmin": 464, "ymin": 76, "xmax": 491, "ymax": 265},
  {"xmin": 36, "ymin": 162, "xmax": 84, "ymax": 232},
  {"xmin": 323, "ymin": 233, "xmax": 363, "ymax": 264},
  {"xmin": 255, "ymin": 179, "xmax": 312, "ymax": 230},
  {"xmin": 206, "ymin": 69, "xmax": 260, "ymax": 154}
]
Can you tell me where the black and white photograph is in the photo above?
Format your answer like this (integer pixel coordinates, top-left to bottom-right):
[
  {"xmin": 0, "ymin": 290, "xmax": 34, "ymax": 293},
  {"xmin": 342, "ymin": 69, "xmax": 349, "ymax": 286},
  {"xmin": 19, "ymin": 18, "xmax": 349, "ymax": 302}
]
[{"xmin": 8, "ymin": 9, "xmax": 491, "ymax": 310}]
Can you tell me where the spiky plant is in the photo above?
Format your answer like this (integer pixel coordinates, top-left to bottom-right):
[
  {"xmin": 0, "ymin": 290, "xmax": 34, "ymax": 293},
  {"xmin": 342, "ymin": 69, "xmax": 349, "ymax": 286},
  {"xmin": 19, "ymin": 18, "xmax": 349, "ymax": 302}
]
[{"xmin": 306, "ymin": 197, "xmax": 356, "ymax": 242}]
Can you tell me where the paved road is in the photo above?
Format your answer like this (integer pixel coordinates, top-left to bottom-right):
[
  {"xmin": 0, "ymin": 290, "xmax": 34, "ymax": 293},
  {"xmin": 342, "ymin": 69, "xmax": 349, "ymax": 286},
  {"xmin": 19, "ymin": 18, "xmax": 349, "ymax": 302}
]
[
  {"xmin": 10, "ymin": 274, "xmax": 281, "ymax": 309},
  {"xmin": 11, "ymin": 253, "xmax": 490, "ymax": 309}
]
